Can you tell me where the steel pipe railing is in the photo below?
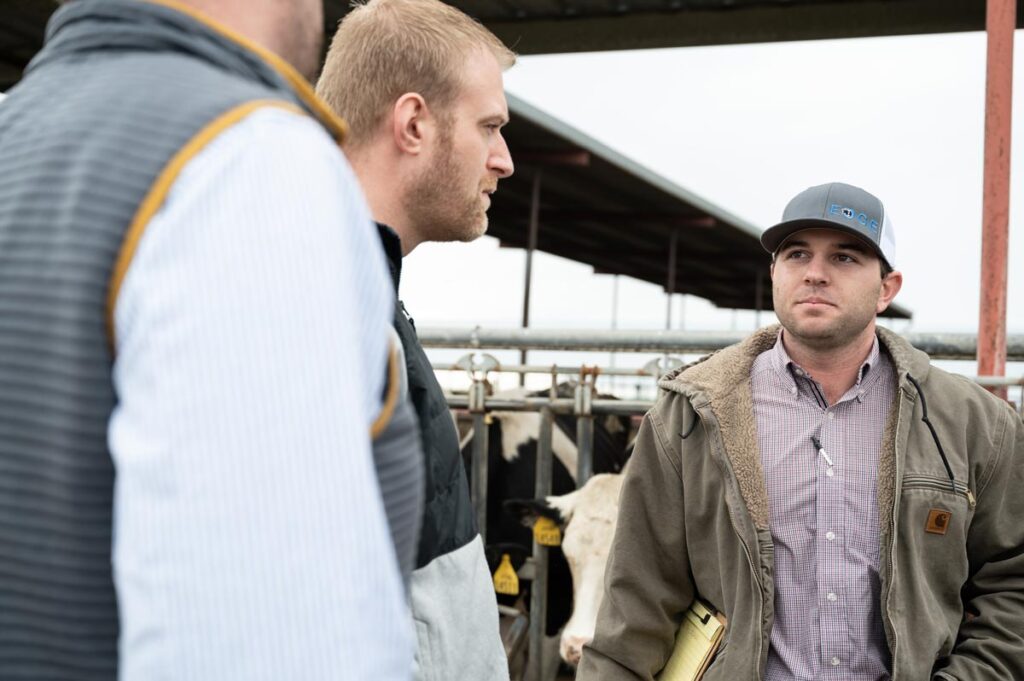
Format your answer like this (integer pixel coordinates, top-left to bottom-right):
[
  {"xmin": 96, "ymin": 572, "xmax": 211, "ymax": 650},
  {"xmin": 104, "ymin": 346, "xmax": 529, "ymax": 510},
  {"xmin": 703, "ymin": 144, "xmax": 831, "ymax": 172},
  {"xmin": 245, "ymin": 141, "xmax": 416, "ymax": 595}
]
[
  {"xmin": 527, "ymin": 406, "xmax": 554, "ymax": 681},
  {"xmin": 433, "ymin": 361, "xmax": 665, "ymax": 378},
  {"xmin": 574, "ymin": 375, "xmax": 597, "ymax": 485},
  {"xmin": 420, "ymin": 327, "xmax": 1024, "ymax": 360},
  {"xmin": 469, "ymin": 380, "xmax": 490, "ymax": 544},
  {"xmin": 447, "ymin": 395, "xmax": 654, "ymax": 416}
]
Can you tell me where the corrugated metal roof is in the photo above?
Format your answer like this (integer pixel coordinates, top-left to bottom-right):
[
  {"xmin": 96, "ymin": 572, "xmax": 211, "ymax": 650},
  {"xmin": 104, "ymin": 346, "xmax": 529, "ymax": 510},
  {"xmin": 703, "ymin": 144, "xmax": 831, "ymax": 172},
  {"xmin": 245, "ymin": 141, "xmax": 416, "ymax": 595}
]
[
  {"xmin": 497, "ymin": 93, "xmax": 911, "ymax": 317},
  {"xmin": 326, "ymin": 0, "xmax": 1020, "ymax": 55},
  {"xmin": 0, "ymin": 0, "xmax": 920, "ymax": 318},
  {"xmin": 6, "ymin": 1, "xmax": 1022, "ymax": 89}
]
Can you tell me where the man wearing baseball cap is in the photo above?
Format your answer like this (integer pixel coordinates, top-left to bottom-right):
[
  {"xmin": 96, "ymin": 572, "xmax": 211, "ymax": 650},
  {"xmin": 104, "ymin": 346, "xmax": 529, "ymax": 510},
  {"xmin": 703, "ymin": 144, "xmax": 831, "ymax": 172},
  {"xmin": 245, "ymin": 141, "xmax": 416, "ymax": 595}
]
[{"xmin": 578, "ymin": 182, "xmax": 1024, "ymax": 680}]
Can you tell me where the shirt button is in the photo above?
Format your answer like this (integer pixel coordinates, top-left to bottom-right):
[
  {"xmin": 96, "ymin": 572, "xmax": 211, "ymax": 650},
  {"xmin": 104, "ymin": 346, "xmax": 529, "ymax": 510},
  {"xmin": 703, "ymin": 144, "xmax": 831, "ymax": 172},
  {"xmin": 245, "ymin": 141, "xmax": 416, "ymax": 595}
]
[
  {"xmin": 826, "ymin": 531, "xmax": 836, "ymax": 541},
  {"xmin": 831, "ymin": 656, "xmax": 841, "ymax": 667},
  {"xmin": 827, "ymin": 592, "xmax": 837, "ymax": 602},
  {"xmin": 826, "ymin": 468, "xmax": 835, "ymax": 477},
  {"xmin": 828, "ymin": 412, "xmax": 835, "ymax": 420}
]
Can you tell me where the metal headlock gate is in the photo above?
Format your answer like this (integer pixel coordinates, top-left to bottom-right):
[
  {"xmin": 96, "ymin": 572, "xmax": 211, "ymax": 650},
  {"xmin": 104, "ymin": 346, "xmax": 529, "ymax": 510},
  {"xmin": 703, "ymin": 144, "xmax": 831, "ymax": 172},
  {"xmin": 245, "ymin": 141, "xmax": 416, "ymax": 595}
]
[
  {"xmin": 451, "ymin": 362, "xmax": 652, "ymax": 681},
  {"xmin": 438, "ymin": 328, "xmax": 1024, "ymax": 680}
]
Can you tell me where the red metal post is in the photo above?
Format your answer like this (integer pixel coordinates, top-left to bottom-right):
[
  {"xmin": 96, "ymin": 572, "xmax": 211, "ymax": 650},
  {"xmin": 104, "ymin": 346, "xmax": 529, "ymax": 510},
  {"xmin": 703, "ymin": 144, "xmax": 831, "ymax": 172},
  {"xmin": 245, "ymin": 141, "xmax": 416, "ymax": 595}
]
[{"xmin": 977, "ymin": 0, "xmax": 1015, "ymax": 399}]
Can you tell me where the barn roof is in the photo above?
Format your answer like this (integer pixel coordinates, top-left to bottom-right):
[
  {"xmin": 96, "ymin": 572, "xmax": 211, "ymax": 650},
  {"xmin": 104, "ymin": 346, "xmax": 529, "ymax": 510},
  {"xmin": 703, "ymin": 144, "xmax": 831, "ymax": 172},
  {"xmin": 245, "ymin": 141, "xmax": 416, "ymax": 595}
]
[
  {"xmin": 498, "ymin": 93, "xmax": 912, "ymax": 317},
  {"xmin": 0, "ymin": 0, "xmax": 931, "ymax": 318},
  {"xmin": 5, "ymin": 2, "xmax": 1018, "ymax": 105},
  {"xmin": 329, "ymin": 0, "xmax": 1023, "ymax": 56}
]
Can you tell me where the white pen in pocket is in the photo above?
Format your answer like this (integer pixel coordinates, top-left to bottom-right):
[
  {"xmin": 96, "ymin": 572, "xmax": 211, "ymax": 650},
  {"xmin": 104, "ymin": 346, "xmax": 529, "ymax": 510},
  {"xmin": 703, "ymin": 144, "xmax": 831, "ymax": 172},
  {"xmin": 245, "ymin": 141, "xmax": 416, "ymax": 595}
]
[{"xmin": 811, "ymin": 436, "xmax": 834, "ymax": 468}]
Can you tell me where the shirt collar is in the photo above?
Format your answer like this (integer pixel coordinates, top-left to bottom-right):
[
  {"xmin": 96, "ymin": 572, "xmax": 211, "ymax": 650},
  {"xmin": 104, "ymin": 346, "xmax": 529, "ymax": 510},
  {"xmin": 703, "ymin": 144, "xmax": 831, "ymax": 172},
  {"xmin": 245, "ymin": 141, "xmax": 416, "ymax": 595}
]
[{"xmin": 769, "ymin": 331, "xmax": 882, "ymax": 403}]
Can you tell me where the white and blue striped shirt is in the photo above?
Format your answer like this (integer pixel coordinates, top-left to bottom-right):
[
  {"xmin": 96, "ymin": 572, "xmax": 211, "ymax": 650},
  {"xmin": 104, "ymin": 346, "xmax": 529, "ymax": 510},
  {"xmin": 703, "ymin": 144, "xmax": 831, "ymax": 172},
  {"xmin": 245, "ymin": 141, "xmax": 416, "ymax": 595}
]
[{"xmin": 109, "ymin": 107, "xmax": 413, "ymax": 680}]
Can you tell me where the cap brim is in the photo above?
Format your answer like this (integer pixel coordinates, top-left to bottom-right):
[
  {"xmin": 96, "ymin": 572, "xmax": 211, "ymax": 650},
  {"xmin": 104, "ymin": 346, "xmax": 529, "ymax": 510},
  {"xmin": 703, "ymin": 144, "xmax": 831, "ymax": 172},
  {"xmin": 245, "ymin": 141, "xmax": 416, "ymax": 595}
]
[{"xmin": 761, "ymin": 218, "xmax": 889, "ymax": 266}]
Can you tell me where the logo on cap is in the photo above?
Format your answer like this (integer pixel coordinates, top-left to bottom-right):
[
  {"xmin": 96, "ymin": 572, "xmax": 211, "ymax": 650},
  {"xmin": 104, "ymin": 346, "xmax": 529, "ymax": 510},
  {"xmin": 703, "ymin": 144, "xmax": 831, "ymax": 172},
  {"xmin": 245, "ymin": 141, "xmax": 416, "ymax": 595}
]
[{"xmin": 830, "ymin": 203, "xmax": 879, "ymax": 234}]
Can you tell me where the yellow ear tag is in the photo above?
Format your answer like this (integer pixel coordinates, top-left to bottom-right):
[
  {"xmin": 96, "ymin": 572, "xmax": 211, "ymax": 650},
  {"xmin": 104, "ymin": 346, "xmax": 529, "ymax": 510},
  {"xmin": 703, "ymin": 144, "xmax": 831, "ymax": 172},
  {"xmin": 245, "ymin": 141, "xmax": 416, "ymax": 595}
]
[
  {"xmin": 533, "ymin": 516, "xmax": 562, "ymax": 546},
  {"xmin": 493, "ymin": 553, "xmax": 519, "ymax": 596}
]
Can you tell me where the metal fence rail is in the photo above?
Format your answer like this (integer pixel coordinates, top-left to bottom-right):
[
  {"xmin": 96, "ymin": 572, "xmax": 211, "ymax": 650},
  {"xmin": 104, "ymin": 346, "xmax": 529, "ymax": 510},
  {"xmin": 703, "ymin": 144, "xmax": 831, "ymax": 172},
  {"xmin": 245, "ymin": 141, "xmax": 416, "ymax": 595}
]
[
  {"xmin": 456, "ymin": 381, "xmax": 651, "ymax": 681},
  {"xmin": 438, "ymin": 363, "xmax": 1024, "ymax": 389},
  {"xmin": 421, "ymin": 327, "xmax": 1024, "ymax": 360}
]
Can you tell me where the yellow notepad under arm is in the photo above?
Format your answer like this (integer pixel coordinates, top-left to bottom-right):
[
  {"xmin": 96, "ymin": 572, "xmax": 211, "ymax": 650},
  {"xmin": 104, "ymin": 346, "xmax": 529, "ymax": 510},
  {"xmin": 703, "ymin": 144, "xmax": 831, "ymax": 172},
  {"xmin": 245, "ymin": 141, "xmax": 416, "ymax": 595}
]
[{"xmin": 656, "ymin": 600, "xmax": 727, "ymax": 681}]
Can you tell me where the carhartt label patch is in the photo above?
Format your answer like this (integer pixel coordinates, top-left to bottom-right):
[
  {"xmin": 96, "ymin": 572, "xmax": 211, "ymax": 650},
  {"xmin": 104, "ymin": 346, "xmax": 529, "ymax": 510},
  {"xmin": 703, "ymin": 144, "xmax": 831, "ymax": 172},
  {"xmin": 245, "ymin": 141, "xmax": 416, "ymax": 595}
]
[{"xmin": 925, "ymin": 509, "xmax": 952, "ymax": 535}]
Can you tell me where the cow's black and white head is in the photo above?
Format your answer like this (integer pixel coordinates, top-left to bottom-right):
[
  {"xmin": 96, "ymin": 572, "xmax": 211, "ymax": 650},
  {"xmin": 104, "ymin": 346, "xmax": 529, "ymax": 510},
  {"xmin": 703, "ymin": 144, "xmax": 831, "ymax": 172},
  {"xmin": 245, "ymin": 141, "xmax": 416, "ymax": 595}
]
[{"xmin": 505, "ymin": 471, "xmax": 625, "ymax": 667}]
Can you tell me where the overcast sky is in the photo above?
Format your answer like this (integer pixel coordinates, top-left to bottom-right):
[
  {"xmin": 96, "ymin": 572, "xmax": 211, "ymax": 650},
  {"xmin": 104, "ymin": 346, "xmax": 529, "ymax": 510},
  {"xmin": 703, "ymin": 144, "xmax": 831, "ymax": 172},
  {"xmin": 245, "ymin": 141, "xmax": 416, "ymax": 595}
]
[{"xmin": 398, "ymin": 30, "xmax": 1024, "ymax": 390}]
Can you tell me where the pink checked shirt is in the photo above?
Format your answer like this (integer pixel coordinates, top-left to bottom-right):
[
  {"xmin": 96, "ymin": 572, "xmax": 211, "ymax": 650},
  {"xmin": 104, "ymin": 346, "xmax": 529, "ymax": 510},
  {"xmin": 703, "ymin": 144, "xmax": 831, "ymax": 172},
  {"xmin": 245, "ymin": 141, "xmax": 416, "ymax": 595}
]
[{"xmin": 751, "ymin": 332, "xmax": 895, "ymax": 681}]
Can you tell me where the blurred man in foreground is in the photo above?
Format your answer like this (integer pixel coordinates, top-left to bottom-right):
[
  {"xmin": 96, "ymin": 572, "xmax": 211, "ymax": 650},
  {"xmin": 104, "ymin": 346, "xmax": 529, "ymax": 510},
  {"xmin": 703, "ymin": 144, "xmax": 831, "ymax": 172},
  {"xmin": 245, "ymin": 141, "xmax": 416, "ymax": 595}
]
[{"xmin": 0, "ymin": 0, "xmax": 421, "ymax": 678}]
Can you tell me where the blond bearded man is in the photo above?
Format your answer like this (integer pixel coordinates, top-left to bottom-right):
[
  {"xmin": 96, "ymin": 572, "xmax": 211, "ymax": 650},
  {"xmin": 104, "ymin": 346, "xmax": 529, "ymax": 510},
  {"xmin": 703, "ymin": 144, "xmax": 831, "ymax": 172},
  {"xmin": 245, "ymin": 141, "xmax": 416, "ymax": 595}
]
[
  {"xmin": 579, "ymin": 183, "xmax": 1024, "ymax": 680},
  {"xmin": 0, "ymin": 0, "xmax": 423, "ymax": 678},
  {"xmin": 318, "ymin": 2, "xmax": 514, "ymax": 680}
]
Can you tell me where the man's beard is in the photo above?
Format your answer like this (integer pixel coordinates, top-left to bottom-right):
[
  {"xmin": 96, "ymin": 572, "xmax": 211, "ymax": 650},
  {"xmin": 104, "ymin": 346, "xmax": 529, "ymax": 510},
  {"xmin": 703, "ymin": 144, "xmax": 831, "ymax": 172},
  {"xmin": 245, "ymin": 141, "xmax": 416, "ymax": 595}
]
[
  {"xmin": 403, "ymin": 128, "xmax": 489, "ymax": 244},
  {"xmin": 773, "ymin": 284, "xmax": 881, "ymax": 352}
]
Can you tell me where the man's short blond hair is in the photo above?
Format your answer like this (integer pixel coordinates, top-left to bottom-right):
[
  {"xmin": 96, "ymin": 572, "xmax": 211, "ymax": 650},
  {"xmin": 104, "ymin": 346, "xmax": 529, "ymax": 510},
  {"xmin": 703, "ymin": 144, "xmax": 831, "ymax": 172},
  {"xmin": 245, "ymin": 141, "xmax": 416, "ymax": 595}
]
[{"xmin": 317, "ymin": 0, "xmax": 515, "ymax": 148}]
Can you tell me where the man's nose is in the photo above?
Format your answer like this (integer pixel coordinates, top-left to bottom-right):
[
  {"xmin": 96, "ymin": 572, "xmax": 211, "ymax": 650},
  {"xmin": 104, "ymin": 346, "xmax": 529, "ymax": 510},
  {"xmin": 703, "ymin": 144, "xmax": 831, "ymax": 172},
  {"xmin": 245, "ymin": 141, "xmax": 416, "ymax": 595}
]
[
  {"xmin": 489, "ymin": 133, "xmax": 514, "ymax": 179},
  {"xmin": 803, "ymin": 256, "xmax": 829, "ymax": 285}
]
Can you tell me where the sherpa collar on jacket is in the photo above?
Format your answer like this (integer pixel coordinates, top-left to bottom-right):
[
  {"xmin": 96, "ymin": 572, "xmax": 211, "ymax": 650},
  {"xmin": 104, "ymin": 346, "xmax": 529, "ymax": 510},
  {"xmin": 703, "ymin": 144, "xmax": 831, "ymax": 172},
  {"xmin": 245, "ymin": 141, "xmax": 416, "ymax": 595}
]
[{"xmin": 657, "ymin": 324, "xmax": 932, "ymax": 530}]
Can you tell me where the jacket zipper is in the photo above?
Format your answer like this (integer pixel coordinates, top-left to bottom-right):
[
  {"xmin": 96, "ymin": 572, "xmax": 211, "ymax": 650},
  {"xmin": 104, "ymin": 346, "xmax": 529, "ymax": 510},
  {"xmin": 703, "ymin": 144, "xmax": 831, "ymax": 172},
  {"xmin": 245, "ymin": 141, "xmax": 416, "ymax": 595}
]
[
  {"xmin": 902, "ymin": 474, "xmax": 977, "ymax": 508},
  {"xmin": 885, "ymin": 394, "xmax": 904, "ymax": 681},
  {"xmin": 740, "ymin": 535, "xmax": 766, "ymax": 679}
]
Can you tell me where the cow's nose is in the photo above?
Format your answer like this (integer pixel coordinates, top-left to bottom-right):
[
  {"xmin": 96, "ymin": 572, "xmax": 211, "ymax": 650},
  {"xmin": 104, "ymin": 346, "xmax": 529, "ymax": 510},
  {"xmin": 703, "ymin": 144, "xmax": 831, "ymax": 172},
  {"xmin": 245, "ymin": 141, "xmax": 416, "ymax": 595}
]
[{"xmin": 561, "ymin": 634, "xmax": 592, "ymax": 666}]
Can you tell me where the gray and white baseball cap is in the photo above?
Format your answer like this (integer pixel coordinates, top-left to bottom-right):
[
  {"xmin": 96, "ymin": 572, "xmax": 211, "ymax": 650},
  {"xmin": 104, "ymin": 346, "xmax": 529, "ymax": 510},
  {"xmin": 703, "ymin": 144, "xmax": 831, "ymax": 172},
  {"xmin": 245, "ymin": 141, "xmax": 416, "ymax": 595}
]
[{"xmin": 761, "ymin": 182, "xmax": 896, "ymax": 269}]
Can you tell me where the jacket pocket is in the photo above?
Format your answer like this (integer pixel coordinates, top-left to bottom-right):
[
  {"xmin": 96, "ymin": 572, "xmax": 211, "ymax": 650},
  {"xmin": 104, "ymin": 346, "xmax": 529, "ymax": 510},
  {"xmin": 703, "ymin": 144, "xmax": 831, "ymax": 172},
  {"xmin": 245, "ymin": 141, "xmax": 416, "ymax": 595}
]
[
  {"xmin": 893, "ymin": 473, "xmax": 973, "ymax": 672},
  {"xmin": 902, "ymin": 474, "xmax": 975, "ymax": 508}
]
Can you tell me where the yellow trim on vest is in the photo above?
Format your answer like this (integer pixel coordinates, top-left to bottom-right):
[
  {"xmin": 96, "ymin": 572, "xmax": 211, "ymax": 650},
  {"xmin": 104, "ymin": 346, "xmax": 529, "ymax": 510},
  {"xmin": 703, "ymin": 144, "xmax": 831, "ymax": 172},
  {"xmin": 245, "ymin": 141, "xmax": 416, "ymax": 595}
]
[
  {"xmin": 143, "ymin": 0, "xmax": 348, "ymax": 144},
  {"xmin": 105, "ymin": 99, "xmax": 304, "ymax": 346},
  {"xmin": 371, "ymin": 341, "xmax": 402, "ymax": 440}
]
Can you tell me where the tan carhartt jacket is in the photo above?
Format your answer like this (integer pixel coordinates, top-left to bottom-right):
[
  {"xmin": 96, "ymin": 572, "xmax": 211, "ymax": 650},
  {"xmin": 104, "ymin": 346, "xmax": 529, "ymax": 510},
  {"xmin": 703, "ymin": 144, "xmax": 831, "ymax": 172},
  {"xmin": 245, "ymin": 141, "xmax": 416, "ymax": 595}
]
[{"xmin": 578, "ymin": 325, "xmax": 1024, "ymax": 681}]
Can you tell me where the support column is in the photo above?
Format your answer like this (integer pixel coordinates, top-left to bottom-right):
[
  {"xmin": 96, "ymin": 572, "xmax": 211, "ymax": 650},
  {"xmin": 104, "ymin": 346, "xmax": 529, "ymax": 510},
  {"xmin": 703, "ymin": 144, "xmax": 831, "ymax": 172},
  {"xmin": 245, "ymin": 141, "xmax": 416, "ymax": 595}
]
[
  {"xmin": 665, "ymin": 229, "xmax": 678, "ymax": 330},
  {"xmin": 755, "ymin": 271, "xmax": 764, "ymax": 329},
  {"xmin": 977, "ymin": 0, "xmax": 1015, "ymax": 399},
  {"xmin": 521, "ymin": 169, "xmax": 542, "ymax": 385}
]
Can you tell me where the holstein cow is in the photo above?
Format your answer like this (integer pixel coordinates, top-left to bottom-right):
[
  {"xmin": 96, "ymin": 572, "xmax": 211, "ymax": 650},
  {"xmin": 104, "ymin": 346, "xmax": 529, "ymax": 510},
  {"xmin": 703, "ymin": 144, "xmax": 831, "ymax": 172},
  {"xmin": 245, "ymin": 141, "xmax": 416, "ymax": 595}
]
[
  {"xmin": 460, "ymin": 385, "xmax": 632, "ymax": 640},
  {"xmin": 507, "ymin": 470, "xmax": 625, "ymax": 667}
]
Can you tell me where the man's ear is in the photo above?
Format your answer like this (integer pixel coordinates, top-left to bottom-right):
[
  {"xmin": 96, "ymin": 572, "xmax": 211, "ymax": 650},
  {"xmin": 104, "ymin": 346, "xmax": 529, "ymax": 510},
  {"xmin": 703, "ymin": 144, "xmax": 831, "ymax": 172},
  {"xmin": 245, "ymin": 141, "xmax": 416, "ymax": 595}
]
[
  {"xmin": 876, "ymin": 270, "xmax": 903, "ymax": 314},
  {"xmin": 391, "ymin": 92, "xmax": 429, "ymax": 155}
]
